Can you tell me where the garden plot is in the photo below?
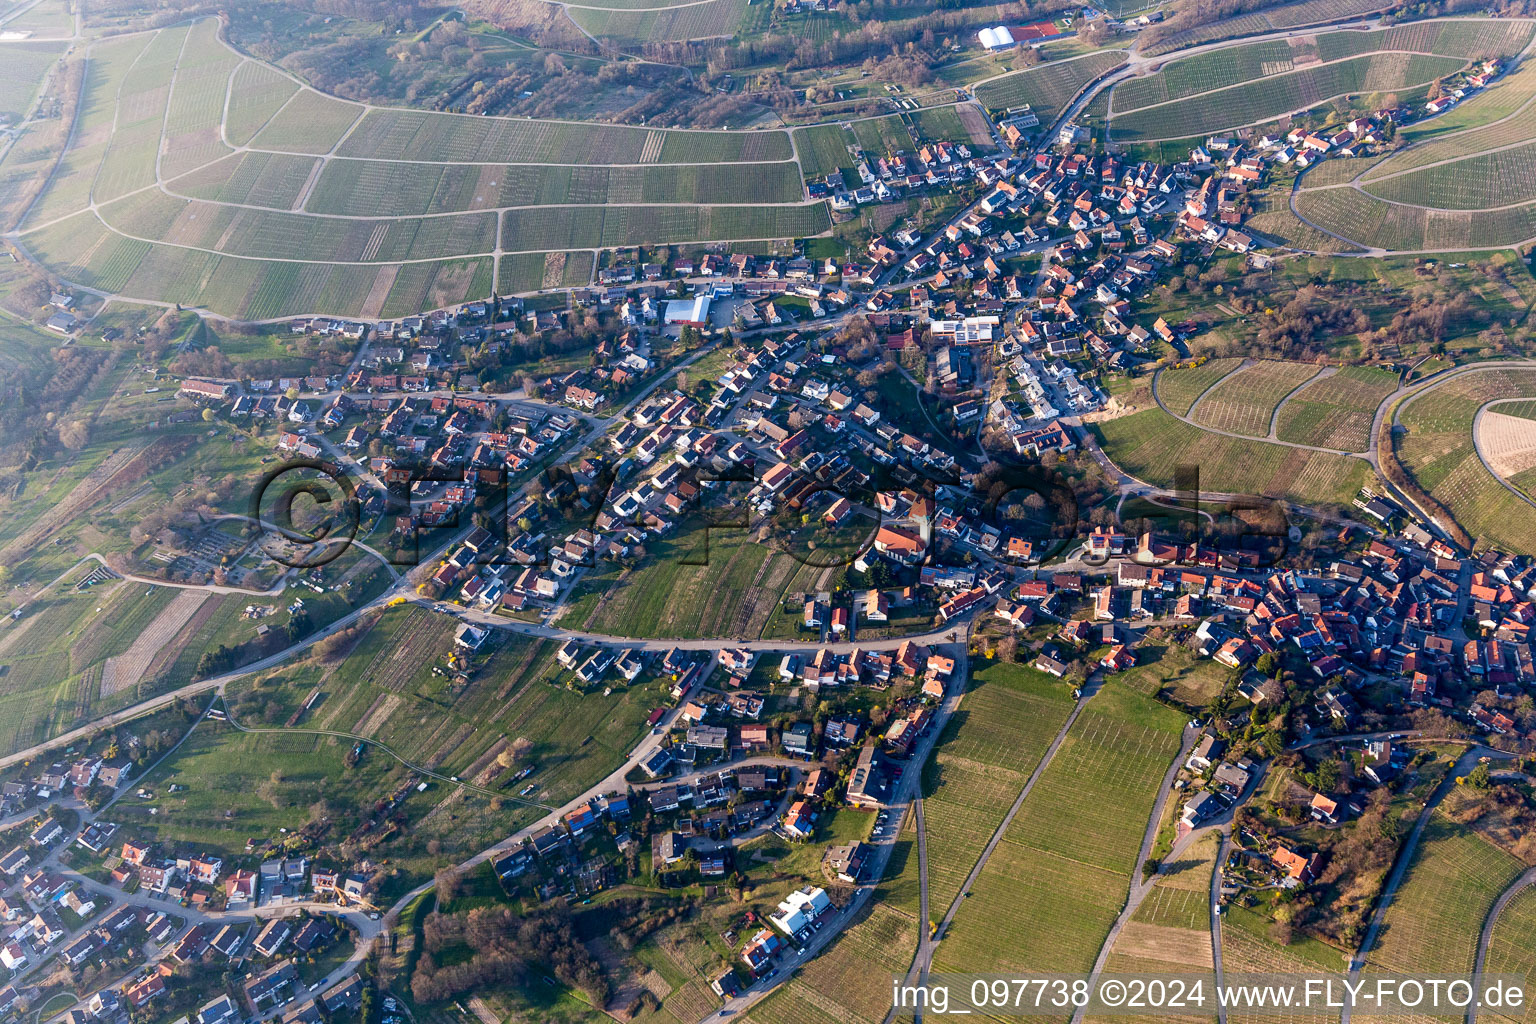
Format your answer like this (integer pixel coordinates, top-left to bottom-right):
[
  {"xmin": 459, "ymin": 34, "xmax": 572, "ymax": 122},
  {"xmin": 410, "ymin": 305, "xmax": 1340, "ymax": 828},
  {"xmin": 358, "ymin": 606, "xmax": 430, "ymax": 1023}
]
[{"xmin": 99, "ymin": 589, "xmax": 208, "ymax": 697}]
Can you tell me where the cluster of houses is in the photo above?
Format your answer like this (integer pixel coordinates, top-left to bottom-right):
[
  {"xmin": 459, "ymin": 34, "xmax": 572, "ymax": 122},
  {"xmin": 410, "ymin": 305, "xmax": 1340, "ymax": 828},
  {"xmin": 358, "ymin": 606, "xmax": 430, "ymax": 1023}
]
[
  {"xmin": 823, "ymin": 141, "xmax": 981, "ymax": 212},
  {"xmin": 738, "ymin": 884, "xmax": 834, "ymax": 978},
  {"xmin": 40, "ymin": 903, "xmax": 352, "ymax": 1024}
]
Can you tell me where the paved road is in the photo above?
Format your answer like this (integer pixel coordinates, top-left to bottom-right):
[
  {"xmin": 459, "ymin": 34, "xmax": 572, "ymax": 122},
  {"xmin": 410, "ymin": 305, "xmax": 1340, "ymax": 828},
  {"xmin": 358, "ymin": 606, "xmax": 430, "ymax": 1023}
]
[
  {"xmin": 1067, "ymin": 721, "xmax": 1202, "ymax": 1024},
  {"xmin": 695, "ymin": 642, "xmax": 974, "ymax": 1023},
  {"xmin": 1342, "ymin": 746, "xmax": 1516, "ymax": 1024},
  {"xmin": 1285, "ymin": 28, "xmax": 1536, "ymax": 255},
  {"xmin": 1210, "ymin": 829, "xmax": 1231, "ymax": 1024},
  {"xmin": 1467, "ymin": 865, "xmax": 1536, "ymax": 1024},
  {"xmin": 885, "ymin": 671, "xmax": 1105, "ymax": 1024}
]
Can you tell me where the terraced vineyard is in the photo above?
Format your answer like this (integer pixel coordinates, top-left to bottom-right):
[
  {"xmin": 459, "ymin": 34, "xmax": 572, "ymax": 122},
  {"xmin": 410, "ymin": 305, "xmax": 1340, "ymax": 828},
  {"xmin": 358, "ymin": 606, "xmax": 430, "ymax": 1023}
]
[
  {"xmin": 1291, "ymin": 27, "xmax": 1536, "ymax": 250},
  {"xmin": 1190, "ymin": 360, "xmax": 1320, "ymax": 438},
  {"xmin": 1293, "ymin": 187, "xmax": 1536, "ymax": 251},
  {"xmin": 975, "ymin": 50, "xmax": 1128, "ymax": 120},
  {"xmin": 1116, "ymin": 22, "xmax": 1531, "ymax": 114},
  {"xmin": 933, "ymin": 683, "xmax": 1185, "ymax": 980},
  {"xmin": 738, "ymin": 903, "xmax": 919, "ymax": 1024},
  {"xmin": 920, "ymin": 662, "xmax": 1075, "ymax": 916},
  {"xmin": 6, "ymin": 15, "xmax": 856, "ymax": 318},
  {"xmin": 1081, "ymin": 835, "xmax": 1217, "ymax": 1024},
  {"xmin": 1482, "ymin": 885, "xmax": 1536, "ymax": 1024},
  {"xmin": 1274, "ymin": 365, "xmax": 1399, "ymax": 451},
  {"xmin": 1221, "ymin": 905, "xmax": 1345, "ymax": 1024},
  {"xmin": 565, "ymin": 0, "xmax": 747, "ymax": 43},
  {"xmin": 1110, "ymin": 52, "xmax": 1467, "ymax": 141},
  {"xmin": 1396, "ymin": 368, "xmax": 1536, "ymax": 553},
  {"xmin": 1395, "ymin": 52, "xmax": 1536, "ymax": 144},
  {"xmin": 1143, "ymin": 0, "xmax": 1410, "ymax": 55},
  {"xmin": 0, "ymin": 40, "xmax": 67, "ymax": 122},
  {"xmin": 1362, "ymin": 813, "xmax": 1525, "ymax": 988},
  {"xmin": 1361, "ymin": 138, "xmax": 1536, "ymax": 209},
  {"xmin": 1091, "ymin": 408, "xmax": 1370, "ymax": 506},
  {"xmin": 1156, "ymin": 357, "xmax": 1247, "ymax": 416},
  {"xmin": 1245, "ymin": 189, "xmax": 1364, "ymax": 253}
]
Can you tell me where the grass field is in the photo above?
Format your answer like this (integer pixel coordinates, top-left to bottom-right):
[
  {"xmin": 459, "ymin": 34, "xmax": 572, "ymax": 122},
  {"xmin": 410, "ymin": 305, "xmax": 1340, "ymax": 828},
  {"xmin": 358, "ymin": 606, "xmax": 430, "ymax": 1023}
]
[
  {"xmin": 921, "ymin": 660, "xmax": 1075, "ymax": 915},
  {"xmin": 1092, "ymin": 408, "xmax": 1371, "ymax": 507},
  {"xmin": 851, "ymin": 113, "xmax": 914, "ymax": 156},
  {"xmin": 1189, "ymin": 360, "xmax": 1320, "ymax": 439},
  {"xmin": 1274, "ymin": 365, "xmax": 1398, "ymax": 451},
  {"xmin": 933, "ymin": 682, "xmax": 1185, "ymax": 981},
  {"xmin": 1396, "ymin": 367, "xmax": 1536, "ymax": 552},
  {"xmin": 1112, "ymin": 640, "xmax": 1232, "ymax": 710},
  {"xmin": 232, "ymin": 605, "xmax": 657, "ymax": 802}
]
